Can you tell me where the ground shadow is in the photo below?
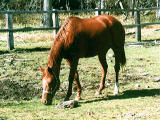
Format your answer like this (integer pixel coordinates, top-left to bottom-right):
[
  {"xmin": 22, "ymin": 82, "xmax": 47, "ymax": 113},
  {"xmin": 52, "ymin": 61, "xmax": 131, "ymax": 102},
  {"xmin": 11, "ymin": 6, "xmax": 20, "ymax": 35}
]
[
  {"xmin": 0, "ymin": 116, "xmax": 8, "ymax": 120},
  {"xmin": 0, "ymin": 47, "xmax": 50, "ymax": 55},
  {"xmin": 82, "ymin": 89, "xmax": 160, "ymax": 104},
  {"xmin": 0, "ymin": 79, "xmax": 41, "ymax": 100},
  {"xmin": 141, "ymin": 39, "xmax": 160, "ymax": 43},
  {"xmin": 1, "ymin": 39, "xmax": 160, "ymax": 55}
]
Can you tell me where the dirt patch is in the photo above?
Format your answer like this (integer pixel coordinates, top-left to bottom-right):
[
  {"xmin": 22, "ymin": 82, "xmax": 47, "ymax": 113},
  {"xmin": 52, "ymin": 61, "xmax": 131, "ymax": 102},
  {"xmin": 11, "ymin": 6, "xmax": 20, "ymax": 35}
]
[{"xmin": 0, "ymin": 79, "xmax": 41, "ymax": 100}]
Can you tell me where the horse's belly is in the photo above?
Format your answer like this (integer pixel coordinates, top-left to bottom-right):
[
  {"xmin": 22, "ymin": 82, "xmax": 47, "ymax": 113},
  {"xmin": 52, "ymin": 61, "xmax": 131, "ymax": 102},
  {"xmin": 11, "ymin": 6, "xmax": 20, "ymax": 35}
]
[
  {"xmin": 63, "ymin": 37, "xmax": 111, "ymax": 58},
  {"xmin": 81, "ymin": 52, "xmax": 97, "ymax": 58},
  {"xmin": 82, "ymin": 47, "xmax": 98, "ymax": 58}
]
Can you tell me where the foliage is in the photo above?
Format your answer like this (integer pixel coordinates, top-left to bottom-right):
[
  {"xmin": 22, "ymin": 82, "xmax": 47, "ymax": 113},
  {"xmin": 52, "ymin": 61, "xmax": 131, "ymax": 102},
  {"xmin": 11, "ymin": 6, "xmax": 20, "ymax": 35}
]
[
  {"xmin": 0, "ymin": 0, "xmax": 158, "ymax": 11},
  {"xmin": 0, "ymin": 0, "xmax": 43, "ymax": 10},
  {"xmin": 53, "ymin": 0, "xmax": 81, "ymax": 10},
  {"xmin": 136, "ymin": 0, "xmax": 157, "ymax": 8}
]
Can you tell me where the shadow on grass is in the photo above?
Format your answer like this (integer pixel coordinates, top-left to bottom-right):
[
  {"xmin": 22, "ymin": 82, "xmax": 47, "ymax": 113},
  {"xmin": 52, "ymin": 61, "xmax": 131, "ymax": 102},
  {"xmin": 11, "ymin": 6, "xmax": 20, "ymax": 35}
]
[
  {"xmin": 0, "ymin": 47, "xmax": 50, "ymax": 55},
  {"xmin": 0, "ymin": 79, "xmax": 41, "ymax": 101},
  {"xmin": 82, "ymin": 89, "xmax": 160, "ymax": 104},
  {"xmin": 1, "ymin": 39, "xmax": 160, "ymax": 55},
  {"xmin": 141, "ymin": 39, "xmax": 160, "ymax": 42},
  {"xmin": 0, "ymin": 116, "xmax": 8, "ymax": 120}
]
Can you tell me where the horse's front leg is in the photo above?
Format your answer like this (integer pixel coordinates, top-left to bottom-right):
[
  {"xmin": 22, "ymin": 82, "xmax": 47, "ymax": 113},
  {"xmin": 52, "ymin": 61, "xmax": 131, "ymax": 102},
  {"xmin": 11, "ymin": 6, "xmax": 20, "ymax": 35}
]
[
  {"xmin": 74, "ymin": 71, "xmax": 81, "ymax": 101},
  {"xmin": 66, "ymin": 59, "xmax": 81, "ymax": 101},
  {"xmin": 65, "ymin": 58, "xmax": 79, "ymax": 101}
]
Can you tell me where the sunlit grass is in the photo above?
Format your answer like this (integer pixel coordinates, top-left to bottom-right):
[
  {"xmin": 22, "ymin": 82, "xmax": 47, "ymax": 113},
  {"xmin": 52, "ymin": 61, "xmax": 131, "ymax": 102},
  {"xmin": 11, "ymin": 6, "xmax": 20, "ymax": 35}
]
[{"xmin": 0, "ymin": 42, "xmax": 160, "ymax": 119}]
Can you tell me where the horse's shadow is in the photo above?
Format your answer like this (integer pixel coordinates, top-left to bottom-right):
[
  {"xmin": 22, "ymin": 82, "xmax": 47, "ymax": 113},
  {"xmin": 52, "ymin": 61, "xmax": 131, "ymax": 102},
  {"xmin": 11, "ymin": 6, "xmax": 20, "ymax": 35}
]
[{"xmin": 81, "ymin": 89, "xmax": 160, "ymax": 104}]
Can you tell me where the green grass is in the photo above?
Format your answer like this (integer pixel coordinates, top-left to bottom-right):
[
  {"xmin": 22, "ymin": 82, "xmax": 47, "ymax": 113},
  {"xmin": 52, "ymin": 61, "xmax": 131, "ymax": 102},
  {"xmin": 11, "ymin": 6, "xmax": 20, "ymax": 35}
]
[{"xmin": 0, "ymin": 41, "xmax": 160, "ymax": 119}]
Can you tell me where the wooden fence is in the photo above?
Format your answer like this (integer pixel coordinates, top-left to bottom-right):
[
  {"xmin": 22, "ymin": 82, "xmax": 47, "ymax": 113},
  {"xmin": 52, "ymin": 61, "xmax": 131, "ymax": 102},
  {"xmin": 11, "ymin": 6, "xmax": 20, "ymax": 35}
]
[{"xmin": 0, "ymin": 7, "xmax": 160, "ymax": 50}]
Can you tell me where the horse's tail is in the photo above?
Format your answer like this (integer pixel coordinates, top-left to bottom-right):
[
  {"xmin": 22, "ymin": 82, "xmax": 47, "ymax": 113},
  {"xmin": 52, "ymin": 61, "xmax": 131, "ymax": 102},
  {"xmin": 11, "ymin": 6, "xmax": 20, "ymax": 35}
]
[
  {"xmin": 118, "ymin": 46, "xmax": 126, "ymax": 66},
  {"xmin": 112, "ymin": 22, "xmax": 126, "ymax": 67}
]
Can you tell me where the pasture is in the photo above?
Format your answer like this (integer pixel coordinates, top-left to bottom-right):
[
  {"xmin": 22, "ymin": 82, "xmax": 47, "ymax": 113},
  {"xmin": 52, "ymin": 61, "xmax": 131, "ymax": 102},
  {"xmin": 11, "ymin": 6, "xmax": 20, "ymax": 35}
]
[
  {"xmin": 0, "ymin": 14, "xmax": 160, "ymax": 119},
  {"xmin": 0, "ymin": 40, "xmax": 160, "ymax": 119}
]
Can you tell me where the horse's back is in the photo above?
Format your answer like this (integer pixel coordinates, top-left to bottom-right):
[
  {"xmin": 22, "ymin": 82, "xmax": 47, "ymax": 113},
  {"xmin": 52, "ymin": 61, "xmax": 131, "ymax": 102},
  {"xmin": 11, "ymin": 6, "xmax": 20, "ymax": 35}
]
[
  {"xmin": 83, "ymin": 15, "xmax": 125, "ymax": 44},
  {"xmin": 63, "ymin": 15, "xmax": 125, "ymax": 58},
  {"xmin": 77, "ymin": 15, "xmax": 125, "ymax": 44}
]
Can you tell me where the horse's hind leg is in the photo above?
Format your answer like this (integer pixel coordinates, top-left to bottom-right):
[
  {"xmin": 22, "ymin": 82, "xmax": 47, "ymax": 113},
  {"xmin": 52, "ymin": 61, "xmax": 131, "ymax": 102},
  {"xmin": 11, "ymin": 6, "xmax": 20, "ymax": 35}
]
[
  {"xmin": 66, "ymin": 59, "xmax": 82, "ymax": 101},
  {"xmin": 113, "ymin": 49, "xmax": 120, "ymax": 95},
  {"xmin": 95, "ymin": 53, "xmax": 108, "ymax": 95}
]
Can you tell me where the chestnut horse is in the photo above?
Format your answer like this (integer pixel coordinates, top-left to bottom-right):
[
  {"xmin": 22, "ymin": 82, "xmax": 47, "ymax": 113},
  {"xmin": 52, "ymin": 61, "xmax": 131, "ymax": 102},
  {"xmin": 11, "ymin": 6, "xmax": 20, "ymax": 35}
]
[{"xmin": 40, "ymin": 15, "xmax": 126, "ymax": 105}]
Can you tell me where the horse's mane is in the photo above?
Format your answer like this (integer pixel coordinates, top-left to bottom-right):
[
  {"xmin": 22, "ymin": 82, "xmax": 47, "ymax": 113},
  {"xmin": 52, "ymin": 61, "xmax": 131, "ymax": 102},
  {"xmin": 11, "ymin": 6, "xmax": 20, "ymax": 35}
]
[
  {"xmin": 55, "ymin": 18, "xmax": 71, "ymax": 42},
  {"xmin": 47, "ymin": 17, "xmax": 76, "ymax": 68}
]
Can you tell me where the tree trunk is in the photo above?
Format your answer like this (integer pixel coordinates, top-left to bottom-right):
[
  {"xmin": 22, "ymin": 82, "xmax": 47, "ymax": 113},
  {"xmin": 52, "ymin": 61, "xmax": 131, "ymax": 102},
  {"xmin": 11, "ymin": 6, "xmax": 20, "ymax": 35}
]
[
  {"xmin": 130, "ymin": 0, "xmax": 135, "ymax": 18},
  {"xmin": 43, "ymin": 0, "xmax": 53, "ymax": 27},
  {"xmin": 99, "ymin": 0, "xmax": 104, "ymax": 15},
  {"xmin": 156, "ymin": 0, "xmax": 160, "ymax": 19}
]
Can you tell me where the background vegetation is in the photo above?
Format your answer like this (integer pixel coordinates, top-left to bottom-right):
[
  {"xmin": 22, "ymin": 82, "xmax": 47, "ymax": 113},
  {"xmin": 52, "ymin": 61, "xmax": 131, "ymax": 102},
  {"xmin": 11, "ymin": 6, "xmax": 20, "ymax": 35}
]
[{"xmin": 0, "ymin": 0, "xmax": 158, "ymax": 10}]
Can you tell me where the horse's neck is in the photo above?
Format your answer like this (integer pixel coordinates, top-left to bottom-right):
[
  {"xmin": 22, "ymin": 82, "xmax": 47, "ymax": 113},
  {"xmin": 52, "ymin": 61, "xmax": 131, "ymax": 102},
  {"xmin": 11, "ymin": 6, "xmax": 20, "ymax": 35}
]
[{"xmin": 48, "ymin": 40, "xmax": 63, "ymax": 76}]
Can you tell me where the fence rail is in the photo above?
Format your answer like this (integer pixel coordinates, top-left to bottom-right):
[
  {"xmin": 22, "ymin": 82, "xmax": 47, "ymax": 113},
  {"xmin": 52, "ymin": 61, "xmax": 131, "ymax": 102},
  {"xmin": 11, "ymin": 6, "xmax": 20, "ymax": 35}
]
[
  {"xmin": 1, "ymin": 22, "xmax": 160, "ymax": 32},
  {"xmin": 0, "ymin": 27, "xmax": 58, "ymax": 32},
  {"xmin": 0, "ymin": 7, "xmax": 160, "ymax": 50}
]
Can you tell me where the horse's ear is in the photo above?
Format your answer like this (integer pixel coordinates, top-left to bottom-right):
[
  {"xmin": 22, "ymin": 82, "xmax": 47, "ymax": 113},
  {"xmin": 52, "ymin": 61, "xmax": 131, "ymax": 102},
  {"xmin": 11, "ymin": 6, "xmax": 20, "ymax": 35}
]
[
  {"xmin": 48, "ymin": 67, "xmax": 52, "ymax": 74},
  {"xmin": 40, "ymin": 66, "xmax": 45, "ymax": 72}
]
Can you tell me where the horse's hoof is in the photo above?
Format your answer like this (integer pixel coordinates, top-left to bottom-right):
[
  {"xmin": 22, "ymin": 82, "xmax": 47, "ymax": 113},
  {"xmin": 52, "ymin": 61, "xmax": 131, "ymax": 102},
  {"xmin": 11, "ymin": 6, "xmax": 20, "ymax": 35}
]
[
  {"xmin": 74, "ymin": 96, "xmax": 81, "ymax": 101},
  {"xmin": 95, "ymin": 91, "xmax": 100, "ymax": 95}
]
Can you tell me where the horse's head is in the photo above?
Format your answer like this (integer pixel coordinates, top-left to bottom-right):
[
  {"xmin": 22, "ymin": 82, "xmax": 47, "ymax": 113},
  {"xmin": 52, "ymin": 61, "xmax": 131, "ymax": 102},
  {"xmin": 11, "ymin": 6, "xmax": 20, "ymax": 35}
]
[{"xmin": 40, "ymin": 66, "xmax": 60, "ymax": 105}]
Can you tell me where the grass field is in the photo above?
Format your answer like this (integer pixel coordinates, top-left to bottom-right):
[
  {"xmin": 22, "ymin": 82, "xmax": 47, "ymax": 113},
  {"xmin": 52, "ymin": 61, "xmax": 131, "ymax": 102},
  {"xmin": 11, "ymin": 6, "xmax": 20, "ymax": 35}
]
[
  {"xmin": 0, "ymin": 36, "xmax": 160, "ymax": 119},
  {"xmin": 0, "ymin": 13, "xmax": 160, "ymax": 119}
]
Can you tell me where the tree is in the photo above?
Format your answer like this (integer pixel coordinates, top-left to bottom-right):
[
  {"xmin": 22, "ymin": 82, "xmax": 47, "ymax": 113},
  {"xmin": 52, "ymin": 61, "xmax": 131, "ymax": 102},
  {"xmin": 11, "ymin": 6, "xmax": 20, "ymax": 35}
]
[
  {"xmin": 43, "ymin": 0, "xmax": 53, "ymax": 27},
  {"xmin": 156, "ymin": 0, "xmax": 160, "ymax": 19},
  {"xmin": 129, "ymin": 0, "xmax": 135, "ymax": 18}
]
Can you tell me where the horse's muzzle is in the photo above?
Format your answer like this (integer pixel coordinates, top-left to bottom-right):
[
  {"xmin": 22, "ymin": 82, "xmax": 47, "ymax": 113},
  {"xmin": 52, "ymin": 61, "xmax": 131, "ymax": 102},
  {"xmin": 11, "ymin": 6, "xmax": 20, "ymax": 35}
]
[{"xmin": 42, "ymin": 99, "xmax": 52, "ymax": 105}]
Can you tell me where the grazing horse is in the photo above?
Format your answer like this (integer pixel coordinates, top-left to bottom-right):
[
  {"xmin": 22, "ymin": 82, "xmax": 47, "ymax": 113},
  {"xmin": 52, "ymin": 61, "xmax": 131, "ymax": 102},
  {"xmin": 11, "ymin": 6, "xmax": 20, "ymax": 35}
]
[{"xmin": 40, "ymin": 15, "xmax": 126, "ymax": 105}]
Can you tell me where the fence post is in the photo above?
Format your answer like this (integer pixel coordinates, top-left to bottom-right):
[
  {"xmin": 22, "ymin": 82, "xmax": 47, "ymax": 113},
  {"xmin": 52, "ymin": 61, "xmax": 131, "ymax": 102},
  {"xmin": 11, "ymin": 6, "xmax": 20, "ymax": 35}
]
[
  {"xmin": 6, "ymin": 13, "xmax": 14, "ymax": 50},
  {"xmin": 95, "ymin": 8, "xmax": 99, "ymax": 16},
  {"xmin": 43, "ymin": 0, "xmax": 53, "ymax": 27},
  {"xmin": 156, "ymin": 0, "xmax": 160, "ymax": 19},
  {"xmin": 100, "ymin": 0, "xmax": 104, "ymax": 14},
  {"xmin": 98, "ymin": 0, "xmax": 101, "ymax": 15},
  {"xmin": 130, "ymin": 0, "xmax": 135, "ymax": 18},
  {"xmin": 52, "ymin": 9, "xmax": 59, "ymax": 37},
  {"xmin": 135, "ymin": 9, "xmax": 141, "ymax": 42}
]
